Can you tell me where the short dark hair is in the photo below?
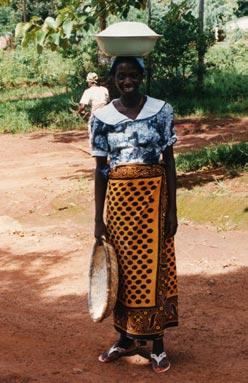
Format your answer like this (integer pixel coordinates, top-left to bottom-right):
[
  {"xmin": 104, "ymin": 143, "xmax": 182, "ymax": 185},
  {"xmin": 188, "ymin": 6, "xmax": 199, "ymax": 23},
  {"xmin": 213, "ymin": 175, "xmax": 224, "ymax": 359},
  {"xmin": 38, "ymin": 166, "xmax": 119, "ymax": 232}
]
[{"xmin": 109, "ymin": 56, "xmax": 145, "ymax": 76}]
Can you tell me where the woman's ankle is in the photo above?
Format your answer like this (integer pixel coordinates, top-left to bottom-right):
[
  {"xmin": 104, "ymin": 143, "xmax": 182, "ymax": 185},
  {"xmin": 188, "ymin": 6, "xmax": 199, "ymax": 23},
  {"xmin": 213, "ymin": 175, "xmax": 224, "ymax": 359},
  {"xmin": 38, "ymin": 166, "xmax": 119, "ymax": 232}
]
[
  {"xmin": 117, "ymin": 334, "xmax": 134, "ymax": 349},
  {"xmin": 152, "ymin": 338, "xmax": 164, "ymax": 355}
]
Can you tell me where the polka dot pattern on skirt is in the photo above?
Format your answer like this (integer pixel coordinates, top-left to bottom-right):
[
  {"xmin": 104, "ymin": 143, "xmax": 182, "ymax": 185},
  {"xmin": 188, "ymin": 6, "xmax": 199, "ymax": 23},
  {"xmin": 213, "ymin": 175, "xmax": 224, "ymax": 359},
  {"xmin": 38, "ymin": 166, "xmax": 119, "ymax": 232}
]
[{"xmin": 107, "ymin": 176, "xmax": 162, "ymax": 308}]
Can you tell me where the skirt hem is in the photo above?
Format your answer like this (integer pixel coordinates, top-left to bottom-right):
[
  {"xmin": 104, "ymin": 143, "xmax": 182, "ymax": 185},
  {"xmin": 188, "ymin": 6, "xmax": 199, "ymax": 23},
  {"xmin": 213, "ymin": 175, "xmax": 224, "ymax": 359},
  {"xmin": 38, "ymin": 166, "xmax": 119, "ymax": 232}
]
[{"xmin": 114, "ymin": 321, "xmax": 178, "ymax": 340}]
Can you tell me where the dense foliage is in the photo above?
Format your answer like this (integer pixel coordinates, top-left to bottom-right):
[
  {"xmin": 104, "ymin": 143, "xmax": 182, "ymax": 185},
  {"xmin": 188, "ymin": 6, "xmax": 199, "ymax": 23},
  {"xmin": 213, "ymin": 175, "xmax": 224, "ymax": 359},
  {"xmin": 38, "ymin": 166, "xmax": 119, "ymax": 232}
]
[
  {"xmin": 0, "ymin": 4, "xmax": 19, "ymax": 34},
  {"xmin": 198, "ymin": 0, "xmax": 239, "ymax": 29},
  {"xmin": 150, "ymin": 1, "xmax": 199, "ymax": 97},
  {"xmin": 236, "ymin": 0, "xmax": 248, "ymax": 16},
  {"xmin": 0, "ymin": 46, "xmax": 73, "ymax": 88}
]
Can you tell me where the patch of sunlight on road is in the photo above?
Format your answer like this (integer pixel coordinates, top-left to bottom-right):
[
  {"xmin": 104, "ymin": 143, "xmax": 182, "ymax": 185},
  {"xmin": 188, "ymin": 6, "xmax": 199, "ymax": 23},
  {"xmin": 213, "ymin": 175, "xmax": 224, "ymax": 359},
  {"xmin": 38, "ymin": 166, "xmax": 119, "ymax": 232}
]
[
  {"xmin": 0, "ymin": 221, "xmax": 91, "ymax": 298},
  {"xmin": 178, "ymin": 192, "xmax": 248, "ymax": 230}
]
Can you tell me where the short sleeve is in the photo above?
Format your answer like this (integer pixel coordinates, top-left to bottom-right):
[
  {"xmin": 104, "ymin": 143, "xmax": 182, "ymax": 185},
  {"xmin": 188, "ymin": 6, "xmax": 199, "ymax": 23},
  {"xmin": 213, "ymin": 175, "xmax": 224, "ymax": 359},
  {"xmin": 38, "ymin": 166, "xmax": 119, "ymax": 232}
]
[
  {"xmin": 160, "ymin": 103, "xmax": 177, "ymax": 151},
  {"xmin": 90, "ymin": 116, "xmax": 108, "ymax": 157},
  {"xmin": 105, "ymin": 88, "xmax": 110, "ymax": 103},
  {"xmin": 80, "ymin": 89, "xmax": 90, "ymax": 105}
]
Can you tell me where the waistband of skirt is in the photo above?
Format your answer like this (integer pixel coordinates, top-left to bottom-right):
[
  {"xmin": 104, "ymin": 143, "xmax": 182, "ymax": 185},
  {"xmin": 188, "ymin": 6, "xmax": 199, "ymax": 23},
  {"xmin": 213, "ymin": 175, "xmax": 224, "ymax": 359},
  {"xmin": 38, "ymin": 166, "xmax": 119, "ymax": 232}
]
[{"xmin": 109, "ymin": 162, "xmax": 165, "ymax": 180}]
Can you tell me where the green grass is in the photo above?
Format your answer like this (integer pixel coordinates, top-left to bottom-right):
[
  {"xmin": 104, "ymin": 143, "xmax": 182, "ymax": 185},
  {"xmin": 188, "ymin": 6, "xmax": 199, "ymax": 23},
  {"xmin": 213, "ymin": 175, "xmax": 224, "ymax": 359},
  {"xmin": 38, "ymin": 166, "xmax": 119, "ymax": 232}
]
[
  {"xmin": 152, "ymin": 76, "xmax": 248, "ymax": 117},
  {"xmin": 0, "ymin": 86, "xmax": 86, "ymax": 133},
  {"xmin": 171, "ymin": 94, "xmax": 248, "ymax": 117},
  {"xmin": 168, "ymin": 71, "xmax": 248, "ymax": 117},
  {"xmin": 0, "ymin": 46, "xmax": 85, "ymax": 133},
  {"xmin": 176, "ymin": 142, "xmax": 248, "ymax": 172},
  {"xmin": 0, "ymin": 85, "xmax": 66, "ymax": 103}
]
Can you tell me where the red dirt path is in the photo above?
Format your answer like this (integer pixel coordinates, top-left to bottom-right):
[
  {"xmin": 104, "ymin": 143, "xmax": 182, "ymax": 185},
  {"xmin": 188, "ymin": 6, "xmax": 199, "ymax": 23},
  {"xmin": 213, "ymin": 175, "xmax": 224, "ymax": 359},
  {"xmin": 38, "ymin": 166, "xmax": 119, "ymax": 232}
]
[{"xmin": 0, "ymin": 120, "xmax": 247, "ymax": 383}]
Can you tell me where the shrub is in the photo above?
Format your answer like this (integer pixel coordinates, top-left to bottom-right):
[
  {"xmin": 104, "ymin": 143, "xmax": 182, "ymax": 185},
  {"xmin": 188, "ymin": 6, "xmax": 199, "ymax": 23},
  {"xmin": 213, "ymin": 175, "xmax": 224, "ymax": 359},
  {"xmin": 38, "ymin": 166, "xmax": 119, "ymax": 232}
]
[
  {"xmin": 0, "ymin": 46, "xmax": 73, "ymax": 89},
  {"xmin": 0, "ymin": 5, "xmax": 21, "ymax": 35},
  {"xmin": 164, "ymin": 39, "xmax": 248, "ymax": 116}
]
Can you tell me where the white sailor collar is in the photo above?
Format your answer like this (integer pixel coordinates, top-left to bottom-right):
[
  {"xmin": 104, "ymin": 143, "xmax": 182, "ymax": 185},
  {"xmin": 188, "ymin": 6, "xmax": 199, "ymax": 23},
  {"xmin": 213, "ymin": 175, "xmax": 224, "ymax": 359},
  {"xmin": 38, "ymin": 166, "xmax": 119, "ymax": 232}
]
[{"xmin": 93, "ymin": 95, "xmax": 165, "ymax": 125}]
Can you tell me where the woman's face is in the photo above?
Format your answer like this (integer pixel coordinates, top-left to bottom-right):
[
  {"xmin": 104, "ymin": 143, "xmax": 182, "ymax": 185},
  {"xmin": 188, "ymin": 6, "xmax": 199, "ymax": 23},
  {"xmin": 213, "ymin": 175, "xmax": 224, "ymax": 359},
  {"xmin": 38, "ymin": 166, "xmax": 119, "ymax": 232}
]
[{"xmin": 114, "ymin": 62, "xmax": 143, "ymax": 97}]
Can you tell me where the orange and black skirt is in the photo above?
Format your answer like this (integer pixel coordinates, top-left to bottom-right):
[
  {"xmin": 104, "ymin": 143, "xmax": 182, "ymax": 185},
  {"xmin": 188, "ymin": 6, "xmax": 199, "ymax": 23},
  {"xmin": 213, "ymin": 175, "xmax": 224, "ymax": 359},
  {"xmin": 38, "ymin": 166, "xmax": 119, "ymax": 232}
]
[{"xmin": 106, "ymin": 163, "xmax": 178, "ymax": 340}]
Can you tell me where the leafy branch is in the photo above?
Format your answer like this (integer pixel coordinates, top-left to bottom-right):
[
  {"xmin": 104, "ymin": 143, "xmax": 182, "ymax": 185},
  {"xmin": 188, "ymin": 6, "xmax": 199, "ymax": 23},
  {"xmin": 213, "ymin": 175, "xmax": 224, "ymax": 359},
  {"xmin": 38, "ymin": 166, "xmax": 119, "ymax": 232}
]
[{"xmin": 14, "ymin": 0, "xmax": 147, "ymax": 51}]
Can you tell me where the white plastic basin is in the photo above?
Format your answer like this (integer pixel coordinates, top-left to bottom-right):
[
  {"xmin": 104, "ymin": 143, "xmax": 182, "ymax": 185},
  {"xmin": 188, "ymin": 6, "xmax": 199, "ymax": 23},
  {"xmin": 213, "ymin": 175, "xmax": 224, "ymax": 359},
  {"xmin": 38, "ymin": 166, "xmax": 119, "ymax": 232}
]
[{"xmin": 95, "ymin": 22, "xmax": 161, "ymax": 57}]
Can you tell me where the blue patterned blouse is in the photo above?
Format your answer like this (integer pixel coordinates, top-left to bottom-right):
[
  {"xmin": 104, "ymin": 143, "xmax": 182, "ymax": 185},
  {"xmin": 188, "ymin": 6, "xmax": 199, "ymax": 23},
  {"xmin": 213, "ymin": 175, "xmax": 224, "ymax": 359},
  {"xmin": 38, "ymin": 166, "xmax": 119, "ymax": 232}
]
[{"xmin": 90, "ymin": 96, "xmax": 177, "ymax": 169}]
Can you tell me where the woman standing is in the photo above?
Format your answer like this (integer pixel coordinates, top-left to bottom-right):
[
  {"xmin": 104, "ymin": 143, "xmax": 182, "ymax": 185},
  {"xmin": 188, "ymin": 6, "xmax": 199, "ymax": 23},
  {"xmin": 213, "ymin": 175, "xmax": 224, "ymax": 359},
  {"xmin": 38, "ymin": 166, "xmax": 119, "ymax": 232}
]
[{"xmin": 91, "ymin": 56, "xmax": 178, "ymax": 374}]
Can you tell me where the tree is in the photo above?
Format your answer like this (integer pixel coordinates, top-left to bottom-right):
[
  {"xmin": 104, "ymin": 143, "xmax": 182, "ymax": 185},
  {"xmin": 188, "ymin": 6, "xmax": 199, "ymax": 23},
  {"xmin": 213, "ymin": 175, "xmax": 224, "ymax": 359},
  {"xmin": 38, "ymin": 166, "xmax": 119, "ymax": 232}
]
[
  {"xmin": 0, "ymin": 3, "xmax": 20, "ymax": 34},
  {"xmin": 189, "ymin": 0, "xmax": 239, "ymax": 29},
  {"xmin": 0, "ymin": 1, "xmax": 63, "ymax": 34},
  {"xmin": 185, "ymin": 0, "xmax": 238, "ymax": 93},
  {"xmin": 15, "ymin": 0, "xmax": 147, "ymax": 51},
  {"xmin": 204, "ymin": 0, "xmax": 238, "ymax": 29},
  {"xmin": 146, "ymin": 0, "xmax": 152, "ymax": 94},
  {"xmin": 12, "ymin": 0, "xmax": 59, "ymax": 21},
  {"xmin": 150, "ymin": 1, "xmax": 199, "ymax": 96}
]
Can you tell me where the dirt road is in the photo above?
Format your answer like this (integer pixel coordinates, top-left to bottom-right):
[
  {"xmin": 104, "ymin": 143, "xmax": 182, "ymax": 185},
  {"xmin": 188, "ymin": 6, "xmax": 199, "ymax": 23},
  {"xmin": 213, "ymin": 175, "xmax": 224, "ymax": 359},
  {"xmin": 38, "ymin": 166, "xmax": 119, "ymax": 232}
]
[{"xmin": 0, "ymin": 129, "xmax": 247, "ymax": 383}]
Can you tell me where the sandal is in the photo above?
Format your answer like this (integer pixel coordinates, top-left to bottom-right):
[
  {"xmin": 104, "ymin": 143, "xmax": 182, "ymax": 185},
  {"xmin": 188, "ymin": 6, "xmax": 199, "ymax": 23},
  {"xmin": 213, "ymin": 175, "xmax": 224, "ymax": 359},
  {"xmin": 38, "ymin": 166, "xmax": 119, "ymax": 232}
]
[
  {"xmin": 151, "ymin": 352, "xmax": 171, "ymax": 373},
  {"xmin": 98, "ymin": 343, "xmax": 137, "ymax": 363}
]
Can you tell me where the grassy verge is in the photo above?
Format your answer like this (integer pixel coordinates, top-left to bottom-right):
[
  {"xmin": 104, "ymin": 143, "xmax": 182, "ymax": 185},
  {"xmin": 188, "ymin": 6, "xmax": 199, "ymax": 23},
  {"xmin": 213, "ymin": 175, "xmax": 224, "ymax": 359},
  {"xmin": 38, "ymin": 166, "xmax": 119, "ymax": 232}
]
[
  {"xmin": 0, "ymin": 85, "xmax": 66, "ymax": 103},
  {"xmin": 176, "ymin": 142, "xmax": 248, "ymax": 172},
  {"xmin": 172, "ymin": 95, "xmax": 248, "ymax": 117},
  {"xmin": 176, "ymin": 143, "xmax": 248, "ymax": 230},
  {"xmin": 0, "ymin": 86, "xmax": 86, "ymax": 133}
]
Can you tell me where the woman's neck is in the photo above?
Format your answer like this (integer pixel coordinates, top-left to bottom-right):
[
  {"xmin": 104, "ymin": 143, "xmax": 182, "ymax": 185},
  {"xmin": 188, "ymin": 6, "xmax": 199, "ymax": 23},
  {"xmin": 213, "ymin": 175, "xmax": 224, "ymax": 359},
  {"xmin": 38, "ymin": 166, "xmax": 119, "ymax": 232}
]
[
  {"xmin": 119, "ymin": 93, "xmax": 143, "ymax": 108},
  {"xmin": 113, "ymin": 94, "xmax": 146, "ymax": 120}
]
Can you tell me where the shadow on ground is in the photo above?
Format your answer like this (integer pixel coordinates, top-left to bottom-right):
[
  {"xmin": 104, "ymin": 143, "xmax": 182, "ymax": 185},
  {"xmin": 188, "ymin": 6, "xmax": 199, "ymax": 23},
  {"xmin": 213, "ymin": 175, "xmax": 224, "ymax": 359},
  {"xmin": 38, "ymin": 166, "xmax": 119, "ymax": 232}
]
[
  {"xmin": 29, "ymin": 131, "xmax": 88, "ymax": 144},
  {"xmin": 60, "ymin": 167, "xmax": 94, "ymax": 181},
  {"xmin": 175, "ymin": 117, "xmax": 248, "ymax": 153},
  {"xmin": 0, "ymin": 247, "xmax": 247, "ymax": 383},
  {"xmin": 52, "ymin": 131, "xmax": 88, "ymax": 144},
  {"xmin": 177, "ymin": 167, "xmax": 241, "ymax": 190},
  {"xmin": 61, "ymin": 165, "xmax": 242, "ymax": 190}
]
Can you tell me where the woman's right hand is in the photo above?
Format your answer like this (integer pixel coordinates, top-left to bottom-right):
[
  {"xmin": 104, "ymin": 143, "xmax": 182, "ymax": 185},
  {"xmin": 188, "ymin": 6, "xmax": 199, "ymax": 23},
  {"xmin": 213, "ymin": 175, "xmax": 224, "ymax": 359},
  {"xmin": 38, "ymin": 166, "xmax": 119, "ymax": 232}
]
[{"xmin": 94, "ymin": 219, "xmax": 107, "ymax": 244}]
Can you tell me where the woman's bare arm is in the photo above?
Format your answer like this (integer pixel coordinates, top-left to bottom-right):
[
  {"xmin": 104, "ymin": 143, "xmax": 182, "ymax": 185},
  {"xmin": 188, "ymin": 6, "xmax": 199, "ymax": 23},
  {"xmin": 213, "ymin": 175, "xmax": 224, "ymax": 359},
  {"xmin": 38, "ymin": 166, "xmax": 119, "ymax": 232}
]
[{"xmin": 94, "ymin": 156, "xmax": 108, "ymax": 241}]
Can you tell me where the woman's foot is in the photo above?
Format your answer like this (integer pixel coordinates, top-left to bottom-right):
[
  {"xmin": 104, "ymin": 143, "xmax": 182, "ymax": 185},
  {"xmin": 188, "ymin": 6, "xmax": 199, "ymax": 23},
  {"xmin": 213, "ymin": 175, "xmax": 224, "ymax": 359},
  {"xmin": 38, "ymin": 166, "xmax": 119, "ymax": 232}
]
[
  {"xmin": 98, "ymin": 336, "xmax": 135, "ymax": 363},
  {"xmin": 151, "ymin": 351, "xmax": 171, "ymax": 373},
  {"xmin": 151, "ymin": 337, "xmax": 170, "ymax": 373}
]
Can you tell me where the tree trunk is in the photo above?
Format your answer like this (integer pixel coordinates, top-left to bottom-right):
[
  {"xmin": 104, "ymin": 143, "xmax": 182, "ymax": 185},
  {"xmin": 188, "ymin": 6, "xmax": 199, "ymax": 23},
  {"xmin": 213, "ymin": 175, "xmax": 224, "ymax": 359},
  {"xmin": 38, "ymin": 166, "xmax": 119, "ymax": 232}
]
[
  {"xmin": 22, "ymin": 0, "xmax": 27, "ymax": 22},
  {"xmin": 197, "ymin": 0, "xmax": 205, "ymax": 95},
  {"xmin": 146, "ymin": 0, "xmax": 152, "ymax": 95},
  {"xmin": 99, "ymin": 14, "xmax": 107, "ymax": 31},
  {"xmin": 98, "ymin": 2, "xmax": 107, "ymax": 66},
  {"xmin": 98, "ymin": 0, "xmax": 107, "ymax": 31}
]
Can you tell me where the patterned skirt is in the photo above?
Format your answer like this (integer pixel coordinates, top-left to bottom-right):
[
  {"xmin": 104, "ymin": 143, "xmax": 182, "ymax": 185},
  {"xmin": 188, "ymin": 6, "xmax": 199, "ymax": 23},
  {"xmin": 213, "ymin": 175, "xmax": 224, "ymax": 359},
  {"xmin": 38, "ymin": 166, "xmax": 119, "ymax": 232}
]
[{"xmin": 106, "ymin": 163, "xmax": 178, "ymax": 340}]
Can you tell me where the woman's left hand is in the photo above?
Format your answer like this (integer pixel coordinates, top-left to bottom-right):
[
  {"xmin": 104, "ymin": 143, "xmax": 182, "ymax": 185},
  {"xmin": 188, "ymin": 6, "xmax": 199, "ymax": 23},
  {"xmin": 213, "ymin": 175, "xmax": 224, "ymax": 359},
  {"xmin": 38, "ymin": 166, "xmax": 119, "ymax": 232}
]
[{"xmin": 165, "ymin": 209, "xmax": 178, "ymax": 238}]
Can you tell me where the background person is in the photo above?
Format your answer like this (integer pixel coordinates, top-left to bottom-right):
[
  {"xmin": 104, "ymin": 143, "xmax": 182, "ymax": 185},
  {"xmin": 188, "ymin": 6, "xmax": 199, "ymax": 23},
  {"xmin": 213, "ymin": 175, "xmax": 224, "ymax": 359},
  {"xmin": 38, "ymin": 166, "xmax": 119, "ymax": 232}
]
[{"xmin": 78, "ymin": 72, "xmax": 109, "ymax": 120}]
